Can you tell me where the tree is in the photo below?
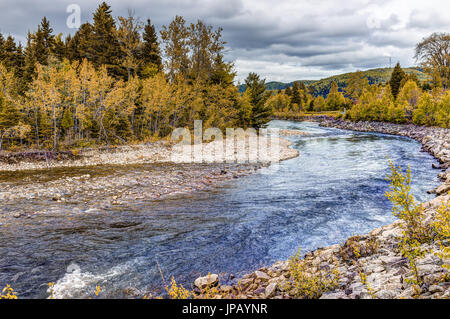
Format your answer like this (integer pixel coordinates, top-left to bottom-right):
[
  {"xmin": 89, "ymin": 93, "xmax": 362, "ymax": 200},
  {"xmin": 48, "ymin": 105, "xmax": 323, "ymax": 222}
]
[
  {"xmin": 415, "ymin": 33, "xmax": 450, "ymax": 89},
  {"xmin": 116, "ymin": 12, "xmax": 143, "ymax": 80},
  {"xmin": 244, "ymin": 72, "xmax": 272, "ymax": 128},
  {"xmin": 140, "ymin": 18, "xmax": 163, "ymax": 76},
  {"xmin": 397, "ymin": 80, "xmax": 421, "ymax": 117},
  {"xmin": 389, "ymin": 62, "xmax": 406, "ymax": 99},
  {"xmin": 345, "ymin": 71, "xmax": 369, "ymax": 101},
  {"xmin": 291, "ymin": 81, "xmax": 303, "ymax": 109},
  {"xmin": 313, "ymin": 96, "xmax": 326, "ymax": 112},
  {"xmin": 325, "ymin": 82, "xmax": 346, "ymax": 110},
  {"xmin": 265, "ymin": 93, "xmax": 291, "ymax": 113},
  {"xmin": 160, "ymin": 16, "xmax": 190, "ymax": 82},
  {"xmin": 91, "ymin": 2, "xmax": 123, "ymax": 77},
  {"xmin": 66, "ymin": 23, "xmax": 94, "ymax": 62},
  {"xmin": 0, "ymin": 91, "xmax": 21, "ymax": 149}
]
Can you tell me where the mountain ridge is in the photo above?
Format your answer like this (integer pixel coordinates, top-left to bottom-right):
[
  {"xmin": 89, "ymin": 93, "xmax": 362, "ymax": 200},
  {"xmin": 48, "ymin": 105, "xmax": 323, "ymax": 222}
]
[{"xmin": 238, "ymin": 67, "xmax": 429, "ymax": 96}]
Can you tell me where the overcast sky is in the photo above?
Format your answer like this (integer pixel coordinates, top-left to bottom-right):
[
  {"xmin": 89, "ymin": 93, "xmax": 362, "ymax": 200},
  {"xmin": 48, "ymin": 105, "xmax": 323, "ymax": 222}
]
[{"xmin": 0, "ymin": 0, "xmax": 449, "ymax": 82}]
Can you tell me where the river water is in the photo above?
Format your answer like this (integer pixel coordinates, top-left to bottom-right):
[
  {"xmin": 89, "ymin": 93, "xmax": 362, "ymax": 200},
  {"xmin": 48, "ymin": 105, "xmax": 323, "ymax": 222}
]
[{"xmin": 0, "ymin": 120, "xmax": 440, "ymax": 298}]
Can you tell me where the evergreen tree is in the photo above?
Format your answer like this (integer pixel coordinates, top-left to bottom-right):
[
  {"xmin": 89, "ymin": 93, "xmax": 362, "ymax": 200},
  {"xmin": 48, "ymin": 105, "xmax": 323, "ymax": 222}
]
[
  {"xmin": 0, "ymin": 92, "xmax": 21, "ymax": 149},
  {"xmin": 389, "ymin": 62, "xmax": 406, "ymax": 99},
  {"xmin": 20, "ymin": 32, "xmax": 37, "ymax": 93},
  {"xmin": 66, "ymin": 23, "xmax": 94, "ymax": 61},
  {"xmin": 244, "ymin": 72, "xmax": 272, "ymax": 128},
  {"xmin": 291, "ymin": 81, "xmax": 302, "ymax": 107},
  {"xmin": 141, "ymin": 18, "xmax": 162, "ymax": 74},
  {"xmin": 91, "ymin": 2, "xmax": 123, "ymax": 77}
]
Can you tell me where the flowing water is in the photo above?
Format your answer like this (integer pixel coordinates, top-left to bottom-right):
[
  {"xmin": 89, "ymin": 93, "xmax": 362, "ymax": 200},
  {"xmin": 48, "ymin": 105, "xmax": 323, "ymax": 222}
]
[{"xmin": 0, "ymin": 120, "xmax": 440, "ymax": 298}]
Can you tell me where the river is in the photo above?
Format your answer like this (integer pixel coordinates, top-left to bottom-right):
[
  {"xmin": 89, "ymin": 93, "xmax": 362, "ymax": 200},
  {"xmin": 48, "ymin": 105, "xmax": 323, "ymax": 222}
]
[{"xmin": 0, "ymin": 120, "xmax": 440, "ymax": 298}]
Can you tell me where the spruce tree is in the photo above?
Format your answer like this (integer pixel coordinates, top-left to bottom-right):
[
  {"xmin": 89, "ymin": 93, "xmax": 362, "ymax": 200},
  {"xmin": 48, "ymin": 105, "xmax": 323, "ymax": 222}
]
[
  {"xmin": 389, "ymin": 62, "xmax": 406, "ymax": 100},
  {"xmin": 244, "ymin": 72, "xmax": 272, "ymax": 128},
  {"xmin": 20, "ymin": 32, "xmax": 37, "ymax": 93},
  {"xmin": 141, "ymin": 18, "xmax": 162, "ymax": 72},
  {"xmin": 66, "ymin": 23, "xmax": 94, "ymax": 61},
  {"xmin": 91, "ymin": 2, "xmax": 123, "ymax": 77},
  {"xmin": 291, "ymin": 81, "xmax": 303, "ymax": 107}
]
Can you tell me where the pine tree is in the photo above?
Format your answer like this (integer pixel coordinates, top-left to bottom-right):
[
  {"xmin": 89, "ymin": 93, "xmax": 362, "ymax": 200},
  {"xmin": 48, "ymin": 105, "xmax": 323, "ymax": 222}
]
[
  {"xmin": 141, "ymin": 18, "xmax": 162, "ymax": 75},
  {"xmin": 291, "ymin": 81, "xmax": 303, "ymax": 108},
  {"xmin": 66, "ymin": 23, "xmax": 94, "ymax": 61},
  {"xmin": 389, "ymin": 62, "xmax": 406, "ymax": 99},
  {"xmin": 244, "ymin": 72, "xmax": 272, "ymax": 128},
  {"xmin": 0, "ymin": 91, "xmax": 21, "ymax": 149},
  {"xmin": 91, "ymin": 2, "xmax": 123, "ymax": 77},
  {"xmin": 20, "ymin": 32, "xmax": 37, "ymax": 93}
]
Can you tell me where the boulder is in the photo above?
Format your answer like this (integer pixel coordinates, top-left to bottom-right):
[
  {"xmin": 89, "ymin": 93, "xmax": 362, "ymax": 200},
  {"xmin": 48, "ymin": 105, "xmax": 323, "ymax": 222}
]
[
  {"xmin": 254, "ymin": 270, "xmax": 271, "ymax": 281},
  {"xmin": 194, "ymin": 274, "xmax": 219, "ymax": 290},
  {"xmin": 265, "ymin": 283, "xmax": 277, "ymax": 298}
]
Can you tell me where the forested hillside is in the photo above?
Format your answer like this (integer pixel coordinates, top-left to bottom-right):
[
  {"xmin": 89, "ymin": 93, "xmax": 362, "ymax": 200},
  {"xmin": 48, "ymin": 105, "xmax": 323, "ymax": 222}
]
[{"xmin": 239, "ymin": 67, "xmax": 428, "ymax": 97}]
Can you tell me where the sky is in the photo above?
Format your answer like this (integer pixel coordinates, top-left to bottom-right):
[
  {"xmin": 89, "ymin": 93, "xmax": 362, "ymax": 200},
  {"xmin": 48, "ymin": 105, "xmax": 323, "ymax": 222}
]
[{"xmin": 0, "ymin": 0, "xmax": 449, "ymax": 82}]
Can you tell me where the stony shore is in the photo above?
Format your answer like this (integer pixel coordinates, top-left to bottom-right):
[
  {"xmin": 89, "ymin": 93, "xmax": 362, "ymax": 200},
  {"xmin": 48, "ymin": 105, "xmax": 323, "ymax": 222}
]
[
  {"xmin": 0, "ymin": 136, "xmax": 298, "ymax": 223},
  {"xmin": 195, "ymin": 119, "xmax": 449, "ymax": 299}
]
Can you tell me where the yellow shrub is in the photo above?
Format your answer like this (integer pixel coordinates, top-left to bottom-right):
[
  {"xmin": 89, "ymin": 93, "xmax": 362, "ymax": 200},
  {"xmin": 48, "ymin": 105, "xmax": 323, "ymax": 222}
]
[
  {"xmin": 285, "ymin": 248, "xmax": 340, "ymax": 299},
  {"xmin": 433, "ymin": 199, "xmax": 450, "ymax": 270},
  {"xmin": 0, "ymin": 285, "xmax": 17, "ymax": 299},
  {"xmin": 166, "ymin": 277, "xmax": 191, "ymax": 299}
]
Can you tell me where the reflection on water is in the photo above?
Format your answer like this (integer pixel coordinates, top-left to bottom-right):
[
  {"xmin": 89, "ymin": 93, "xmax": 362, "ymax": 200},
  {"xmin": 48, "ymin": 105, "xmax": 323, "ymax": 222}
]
[{"xmin": 0, "ymin": 121, "xmax": 440, "ymax": 298}]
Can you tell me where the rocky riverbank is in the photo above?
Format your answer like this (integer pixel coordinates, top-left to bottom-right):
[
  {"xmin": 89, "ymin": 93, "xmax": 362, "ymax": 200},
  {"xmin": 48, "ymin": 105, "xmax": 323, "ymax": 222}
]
[
  {"xmin": 0, "ymin": 136, "xmax": 298, "ymax": 223},
  {"xmin": 194, "ymin": 119, "xmax": 449, "ymax": 299}
]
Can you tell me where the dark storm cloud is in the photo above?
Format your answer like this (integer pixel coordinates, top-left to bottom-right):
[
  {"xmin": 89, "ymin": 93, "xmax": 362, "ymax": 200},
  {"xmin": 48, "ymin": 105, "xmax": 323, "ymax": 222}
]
[{"xmin": 0, "ymin": 0, "xmax": 449, "ymax": 81}]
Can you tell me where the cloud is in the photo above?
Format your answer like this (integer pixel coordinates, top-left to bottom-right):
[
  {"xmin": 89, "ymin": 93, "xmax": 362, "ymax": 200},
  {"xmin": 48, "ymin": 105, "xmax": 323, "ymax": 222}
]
[{"xmin": 0, "ymin": 0, "xmax": 449, "ymax": 82}]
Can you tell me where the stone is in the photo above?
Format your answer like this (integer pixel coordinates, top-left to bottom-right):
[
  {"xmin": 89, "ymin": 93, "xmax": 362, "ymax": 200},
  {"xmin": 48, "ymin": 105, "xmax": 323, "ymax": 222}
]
[
  {"xmin": 220, "ymin": 285, "xmax": 233, "ymax": 293},
  {"xmin": 319, "ymin": 292, "xmax": 345, "ymax": 299},
  {"xmin": 428, "ymin": 285, "xmax": 444, "ymax": 293},
  {"xmin": 376, "ymin": 290, "xmax": 397, "ymax": 299},
  {"xmin": 194, "ymin": 274, "xmax": 219, "ymax": 290},
  {"xmin": 435, "ymin": 183, "xmax": 450, "ymax": 195},
  {"xmin": 265, "ymin": 283, "xmax": 277, "ymax": 298},
  {"xmin": 254, "ymin": 270, "xmax": 271, "ymax": 281}
]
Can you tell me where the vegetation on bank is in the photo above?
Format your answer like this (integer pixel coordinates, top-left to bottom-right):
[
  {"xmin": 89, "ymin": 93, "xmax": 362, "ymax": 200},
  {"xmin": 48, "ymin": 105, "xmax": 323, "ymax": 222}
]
[
  {"xmin": 238, "ymin": 67, "xmax": 427, "ymax": 96},
  {"xmin": 0, "ymin": 2, "xmax": 274, "ymax": 151},
  {"xmin": 265, "ymin": 34, "xmax": 449, "ymax": 129}
]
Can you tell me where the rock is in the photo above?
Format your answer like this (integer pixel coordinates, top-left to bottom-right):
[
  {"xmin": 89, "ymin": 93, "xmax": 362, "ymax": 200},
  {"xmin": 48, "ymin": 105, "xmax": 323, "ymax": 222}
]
[
  {"xmin": 265, "ymin": 283, "xmax": 277, "ymax": 298},
  {"xmin": 254, "ymin": 287, "xmax": 266, "ymax": 295},
  {"xmin": 376, "ymin": 290, "xmax": 398, "ymax": 299},
  {"xmin": 320, "ymin": 291, "xmax": 346, "ymax": 299},
  {"xmin": 435, "ymin": 183, "xmax": 450, "ymax": 195},
  {"xmin": 428, "ymin": 285, "xmax": 444, "ymax": 293},
  {"xmin": 220, "ymin": 285, "xmax": 233, "ymax": 293},
  {"xmin": 13, "ymin": 213, "xmax": 22, "ymax": 218},
  {"xmin": 194, "ymin": 274, "xmax": 219, "ymax": 290},
  {"xmin": 254, "ymin": 270, "xmax": 271, "ymax": 281}
]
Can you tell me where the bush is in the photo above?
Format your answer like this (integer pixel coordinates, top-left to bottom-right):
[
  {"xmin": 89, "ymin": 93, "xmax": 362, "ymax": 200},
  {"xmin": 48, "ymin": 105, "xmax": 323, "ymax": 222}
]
[{"xmin": 284, "ymin": 248, "xmax": 340, "ymax": 299}]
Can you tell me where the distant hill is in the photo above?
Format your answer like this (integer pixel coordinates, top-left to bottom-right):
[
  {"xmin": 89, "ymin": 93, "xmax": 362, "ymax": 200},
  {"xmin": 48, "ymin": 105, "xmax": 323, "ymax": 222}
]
[
  {"xmin": 238, "ymin": 80, "xmax": 315, "ymax": 93},
  {"xmin": 238, "ymin": 67, "xmax": 429, "ymax": 96}
]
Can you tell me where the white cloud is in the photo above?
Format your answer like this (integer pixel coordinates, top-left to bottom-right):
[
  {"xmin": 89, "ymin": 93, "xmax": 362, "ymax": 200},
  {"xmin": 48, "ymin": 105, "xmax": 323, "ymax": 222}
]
[{"xmin": 1, "ymin": 0, "xmax": 449, "ymax": 82}]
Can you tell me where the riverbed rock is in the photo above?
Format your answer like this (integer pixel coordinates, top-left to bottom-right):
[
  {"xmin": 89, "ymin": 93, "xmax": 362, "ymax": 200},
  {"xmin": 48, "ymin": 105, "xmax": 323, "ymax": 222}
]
[
  {"xmin": 264, "ymin": 283, "xmax": 277, "ymax": 298},
  {"xmin": 194, "ymin": 274, "xmax": 219, "ymax": 290},
  {"xmin": 255, "ymin": 270, "xmax": 271, "ymax": 281}
]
